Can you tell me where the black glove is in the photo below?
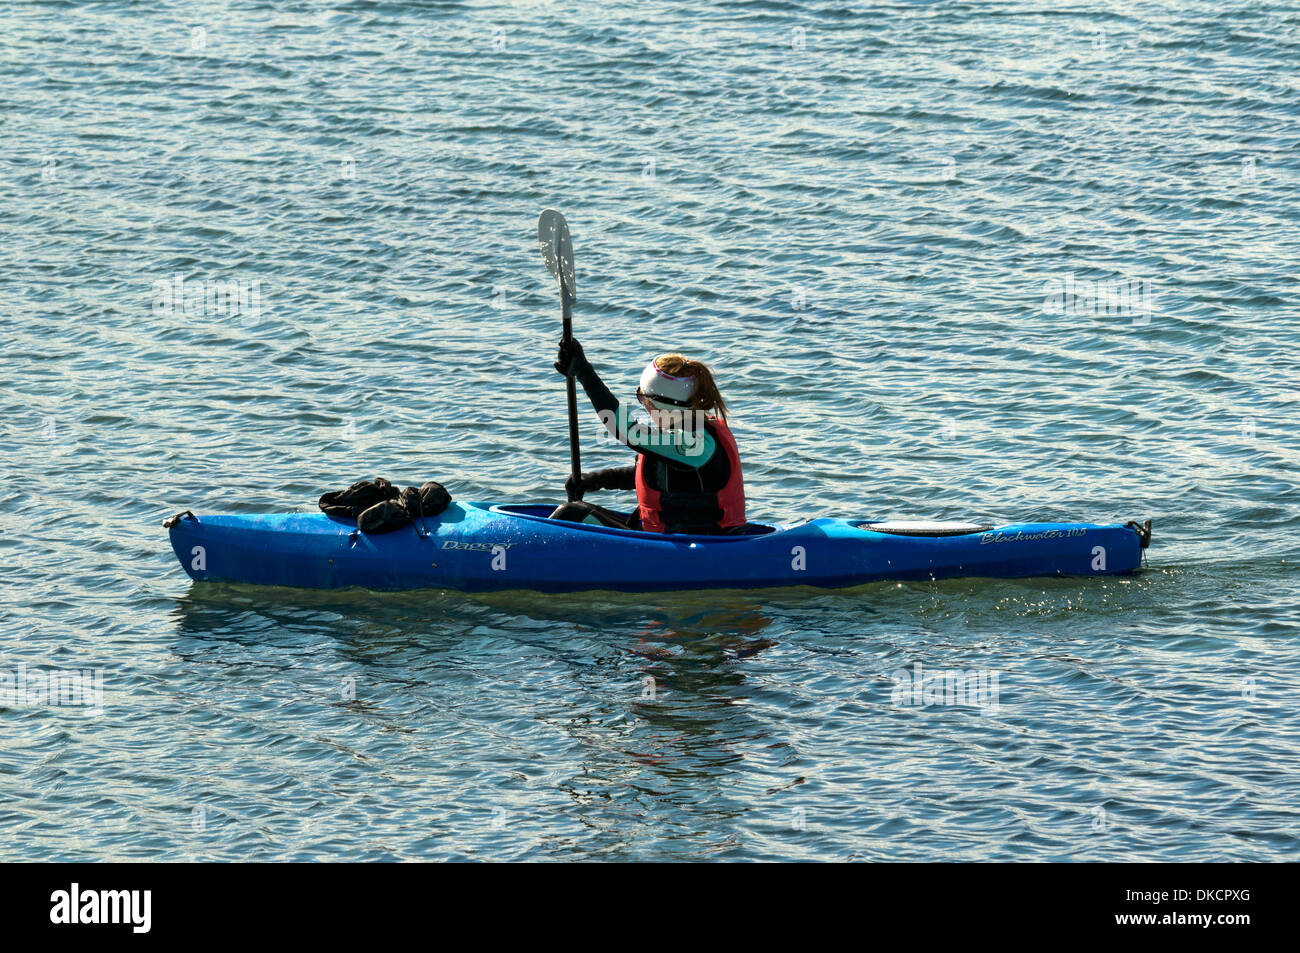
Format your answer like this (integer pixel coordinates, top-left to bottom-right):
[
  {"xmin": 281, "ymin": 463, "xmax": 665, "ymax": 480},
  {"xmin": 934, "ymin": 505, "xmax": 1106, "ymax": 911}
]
[
  {"xmin": 564, "ymin": 471, "xmax": 588, "ymax": 502},
  {"xmin": 554, "ymin": 337, "xmax": 589, "ymax": 378}
]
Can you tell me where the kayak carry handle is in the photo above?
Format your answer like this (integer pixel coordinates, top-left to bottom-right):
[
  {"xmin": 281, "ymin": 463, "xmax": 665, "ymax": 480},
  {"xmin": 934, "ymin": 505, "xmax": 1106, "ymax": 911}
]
[
  {"xmin": 1125, "ymin": 519, "xmax": 1153, "ymax": 549},
  {"xmin": 163, "ymin": 510, "xmax": 196, "ymax": 529}
]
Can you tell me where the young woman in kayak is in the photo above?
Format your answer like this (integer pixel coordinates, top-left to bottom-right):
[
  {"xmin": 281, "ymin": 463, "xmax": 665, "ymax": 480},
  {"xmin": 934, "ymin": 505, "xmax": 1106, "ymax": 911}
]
[{"xmin": 551, "ymin": 338, "xmax": 746, "ymax": 534}]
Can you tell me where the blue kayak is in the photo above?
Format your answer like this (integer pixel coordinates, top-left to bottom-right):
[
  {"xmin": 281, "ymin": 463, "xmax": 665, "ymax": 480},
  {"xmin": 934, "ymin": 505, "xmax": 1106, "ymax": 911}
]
[{"xmin": 166, "ymin": 503, "xmax": 1151, "ymax": 593}]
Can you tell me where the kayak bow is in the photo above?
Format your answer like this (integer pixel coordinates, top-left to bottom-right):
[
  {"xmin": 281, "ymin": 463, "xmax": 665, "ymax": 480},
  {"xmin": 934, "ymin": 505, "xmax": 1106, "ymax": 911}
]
[{"xmin": 165, "ymin": 504, "xmax": 1150, "ymax": 593}]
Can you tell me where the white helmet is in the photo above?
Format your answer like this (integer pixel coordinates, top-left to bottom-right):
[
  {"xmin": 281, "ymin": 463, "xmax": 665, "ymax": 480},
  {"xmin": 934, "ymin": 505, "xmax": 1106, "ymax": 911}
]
[{"xmin": 637, "ymin": 358, "xmax": 696, "ymax": 412}]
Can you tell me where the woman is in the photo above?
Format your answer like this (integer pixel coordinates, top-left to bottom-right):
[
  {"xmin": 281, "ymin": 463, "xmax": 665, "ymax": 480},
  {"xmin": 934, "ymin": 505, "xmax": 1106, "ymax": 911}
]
[{"xmin": 551, "ymin": 338, "xmax": 746, "ymax": 534}]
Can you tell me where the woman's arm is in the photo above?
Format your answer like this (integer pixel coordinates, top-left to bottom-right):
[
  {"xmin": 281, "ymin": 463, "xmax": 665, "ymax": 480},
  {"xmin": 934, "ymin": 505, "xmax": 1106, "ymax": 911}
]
[{"xmin": 556, "ymin": 339, "xmax": 715, "ymax": 469}]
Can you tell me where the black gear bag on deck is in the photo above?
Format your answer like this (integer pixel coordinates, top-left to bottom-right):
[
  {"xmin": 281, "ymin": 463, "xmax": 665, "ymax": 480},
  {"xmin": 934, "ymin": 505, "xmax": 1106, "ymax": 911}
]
[{"xmin": 318, "ymin": 479, "xmax": 452, "ymax": 534}]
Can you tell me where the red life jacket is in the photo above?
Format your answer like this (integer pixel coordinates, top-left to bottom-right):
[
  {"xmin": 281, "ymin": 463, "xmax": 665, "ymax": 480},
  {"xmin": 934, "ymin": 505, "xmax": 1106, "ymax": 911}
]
[{"xmin": 635, "ymin": 417, "xmax": 745, "ymax": 534}]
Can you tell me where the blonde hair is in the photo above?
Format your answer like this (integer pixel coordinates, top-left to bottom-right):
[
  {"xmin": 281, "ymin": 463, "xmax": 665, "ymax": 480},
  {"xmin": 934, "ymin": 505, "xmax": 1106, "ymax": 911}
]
[{"xmin": 654, "ymin": 353, "xmax": 729, "ymax": 420}]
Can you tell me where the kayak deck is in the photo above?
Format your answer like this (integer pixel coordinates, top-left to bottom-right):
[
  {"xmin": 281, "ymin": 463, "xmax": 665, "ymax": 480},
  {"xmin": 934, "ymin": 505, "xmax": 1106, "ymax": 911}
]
[{"xmin": 166, "ymin": 502, "xmax": 1149, "ymax": 594}]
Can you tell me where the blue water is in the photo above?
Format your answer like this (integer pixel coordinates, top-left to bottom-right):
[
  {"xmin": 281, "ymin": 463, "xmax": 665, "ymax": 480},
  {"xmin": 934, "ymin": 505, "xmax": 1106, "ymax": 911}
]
[{"xmin": 2, "ymin": 0, "xmax": 1298, "ymax": 861}]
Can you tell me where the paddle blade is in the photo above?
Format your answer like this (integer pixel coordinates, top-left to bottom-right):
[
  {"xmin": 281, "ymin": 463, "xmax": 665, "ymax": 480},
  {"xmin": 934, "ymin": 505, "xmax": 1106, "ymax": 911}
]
[{"xmin": 537, "ymin": 208, "xmax": 577, "ymax": 299}]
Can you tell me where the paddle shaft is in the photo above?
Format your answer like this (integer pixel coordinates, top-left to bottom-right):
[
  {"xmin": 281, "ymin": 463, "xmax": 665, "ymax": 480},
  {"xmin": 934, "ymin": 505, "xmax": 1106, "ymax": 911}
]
[{"xmin": 561, "ymin": 282, "xmax": 582, "ymax": 495}]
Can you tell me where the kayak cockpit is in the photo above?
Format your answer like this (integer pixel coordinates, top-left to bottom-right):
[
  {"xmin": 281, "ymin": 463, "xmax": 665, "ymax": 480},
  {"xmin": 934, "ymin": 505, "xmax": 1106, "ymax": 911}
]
[{"xmin": 486, "ymin": 503, "xmax": 780, "ymax": 539}]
